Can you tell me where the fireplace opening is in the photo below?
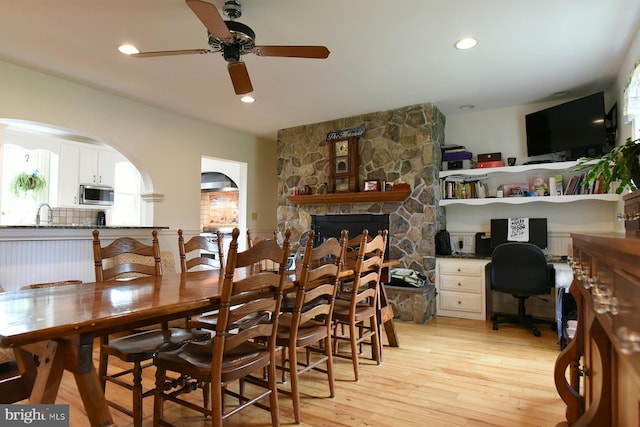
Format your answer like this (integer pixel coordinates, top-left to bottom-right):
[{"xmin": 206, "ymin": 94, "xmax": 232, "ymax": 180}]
[{"xmin": 310, "ymin": 214, "xmax": 390, "ymax": 259}]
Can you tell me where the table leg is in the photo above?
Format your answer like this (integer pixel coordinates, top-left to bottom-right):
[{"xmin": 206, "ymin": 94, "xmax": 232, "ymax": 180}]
[
  {"xmin": 29, "ymin": 340, "xmax": 64, "ymax": 403},
  {"xmin": 24, "ymin": 336, "xmax": 114, "ymax": 427},
  {"xmin": 378, "ymin": 283, "xmax": 399, "ymax": 348}
]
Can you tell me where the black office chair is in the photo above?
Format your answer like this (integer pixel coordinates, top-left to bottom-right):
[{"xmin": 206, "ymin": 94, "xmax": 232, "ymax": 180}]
[{"xmin": 487, "ymin": 242, "xmax": 555, "ymax": 337}]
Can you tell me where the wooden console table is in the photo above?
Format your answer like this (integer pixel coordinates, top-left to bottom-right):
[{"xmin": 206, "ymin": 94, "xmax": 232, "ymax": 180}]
[{"xmin": 554, "ymin": 233, "xmax": 640, "ymax": 426}]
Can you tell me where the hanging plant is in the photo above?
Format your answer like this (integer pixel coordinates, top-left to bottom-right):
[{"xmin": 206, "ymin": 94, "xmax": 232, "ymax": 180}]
[{"xmin": 10, "ymin": 170, "xmax": 47, "ymax": 198}]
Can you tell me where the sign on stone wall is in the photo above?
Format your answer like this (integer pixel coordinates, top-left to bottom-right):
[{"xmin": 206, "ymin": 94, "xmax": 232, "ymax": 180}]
[{"xmin": 326, "ymin": 126, "xmax": 366, "ymax": 141}]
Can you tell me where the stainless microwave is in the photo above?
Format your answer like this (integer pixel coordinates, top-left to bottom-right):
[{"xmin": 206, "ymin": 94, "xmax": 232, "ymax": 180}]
[{"xmin": 79, "ymin": 184, "xmax": 114, "ymax": 206}]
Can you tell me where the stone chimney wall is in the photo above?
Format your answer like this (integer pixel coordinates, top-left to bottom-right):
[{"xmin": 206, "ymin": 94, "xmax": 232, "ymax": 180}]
[{"xmin": 276, "ymin": 103, "xmax": 445, "ymax": 283}]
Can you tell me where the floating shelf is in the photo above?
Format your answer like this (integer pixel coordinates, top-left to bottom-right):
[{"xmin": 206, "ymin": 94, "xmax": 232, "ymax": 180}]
[
  {"xmin": 439, "ymin": 193, "xmax": 619, "ymax": 206},
  {"xmin": 287, "ymin": 188, "xmax": 410, "ymax": 205}
]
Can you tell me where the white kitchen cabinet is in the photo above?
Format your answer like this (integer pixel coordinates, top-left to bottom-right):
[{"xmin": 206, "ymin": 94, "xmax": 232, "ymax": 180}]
[
  {"xmin": 436, "ymin": 258, "xmax": 488, "ymax": 320},
  {"xmin": 56, "ymin": 143, "xmax": 80, "ymax": 206},
  {"xmin": 79, "ymin": 146, "xmax": 116, "ymax": 187}
]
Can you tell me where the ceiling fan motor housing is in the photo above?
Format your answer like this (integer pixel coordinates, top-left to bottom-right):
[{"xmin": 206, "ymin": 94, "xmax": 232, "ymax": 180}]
[{"xmin": 208, "ymin": 20, "xmax": 256, "ymax": 62}]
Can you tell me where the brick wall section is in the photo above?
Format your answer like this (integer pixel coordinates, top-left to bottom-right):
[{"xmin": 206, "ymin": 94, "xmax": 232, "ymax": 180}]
[{"xmin": 276, "ymin": 103, "xmax": 445, "ymax": 283}]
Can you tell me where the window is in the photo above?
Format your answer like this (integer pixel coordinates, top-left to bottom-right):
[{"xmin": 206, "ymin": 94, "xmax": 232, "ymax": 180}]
[
  {"xmin": 0, "ymin": 144, "xmax": 50, "ymax": 225},
  {"xmin": 111, "ymin": 162, "xmax": 141, "ymax": 225},
  {"xmin": 623, "ymin": 58, "xmax": 640, "ymax": 138}
]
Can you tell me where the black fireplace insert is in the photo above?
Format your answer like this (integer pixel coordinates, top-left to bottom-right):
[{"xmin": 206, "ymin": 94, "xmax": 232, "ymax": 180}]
[{"xmin": 310, "ymin": 214, "xmax": 390, "ymax": 259}]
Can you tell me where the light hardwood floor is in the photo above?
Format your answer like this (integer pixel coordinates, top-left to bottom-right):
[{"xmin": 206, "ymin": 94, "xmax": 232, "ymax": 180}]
[{"xmin": 47, "ymin": 317, "xmax": 566, "ymax": 426}]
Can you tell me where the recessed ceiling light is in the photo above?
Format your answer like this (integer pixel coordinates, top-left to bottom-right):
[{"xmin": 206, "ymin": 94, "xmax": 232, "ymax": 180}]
[
  {"xmin": 454, "ymin": 38, "xmax": 478, "ymax": 50},
  {"xmin": 552, "ymin": 91, "xmax": 569, "ymax": 97},
  {"xmin": 118, "ymin": 44, "xmax": 139, "ymax": 55},
  {"xmin": 459, "ymin": 104, "xmax": 475, "ymax": 111},
  {"xmin": 240, "ymin": 95, "xmax": 255, "ymax": 103}
]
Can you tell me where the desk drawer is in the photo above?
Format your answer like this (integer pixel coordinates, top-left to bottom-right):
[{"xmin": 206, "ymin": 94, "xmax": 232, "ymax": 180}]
[
  {"xmin": 439, "ymin": 274, "xmax": 483, "ymax": 293},
  {"xmin": 439, "ymin": 291, "xmax": 483, "ymax": 313},
  {"xmin": 439, "ymin": 261, "xmax": 485, "ymax": 276}
]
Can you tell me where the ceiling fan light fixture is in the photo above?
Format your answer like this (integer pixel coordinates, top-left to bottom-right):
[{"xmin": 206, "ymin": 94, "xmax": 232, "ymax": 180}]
[
  {"xmin": 240, "ymin": 95, "xmax": 255, "ymax": 103},
  {"xmin": 118, "ymin": 44, "xmax": 139, "ymax": 55},
  {"xmin": 454, "ymin": 38, "xmax": 478, "ymax": 50}
]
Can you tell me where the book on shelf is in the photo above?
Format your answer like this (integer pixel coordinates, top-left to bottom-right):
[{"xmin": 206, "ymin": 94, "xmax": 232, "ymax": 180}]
[
  {"xmin": 563, "ymin": 172, "xmax": 606, "ymax": 195},
  {"xmin": 441, "ymin": 179, "xmax": 488, "ymax": 199}
]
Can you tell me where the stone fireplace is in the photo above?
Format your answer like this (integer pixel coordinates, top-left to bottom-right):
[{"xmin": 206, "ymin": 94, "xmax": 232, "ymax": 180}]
[
  {"xmin": 310, "ymin": 213, "xmax": 390, "ymax": 257},
  {"xmin": 276, "ymin": 102, "xmax": 446, "ymax": 287}
]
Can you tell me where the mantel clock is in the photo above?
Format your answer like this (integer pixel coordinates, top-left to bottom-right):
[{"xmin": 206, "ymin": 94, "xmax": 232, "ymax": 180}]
[{"xmin": 328, "ymin": 136, "xmax": 358, "ymax": 193}]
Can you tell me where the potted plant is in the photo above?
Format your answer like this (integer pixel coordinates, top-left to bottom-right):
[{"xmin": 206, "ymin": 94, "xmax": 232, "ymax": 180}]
[
  {"xmin": 9, "ymin": 170, "xmax": 47, "ymax": 198},
  {"xmin": 575, "ymin": 136, "xmax": 640, "ymax": 194}
]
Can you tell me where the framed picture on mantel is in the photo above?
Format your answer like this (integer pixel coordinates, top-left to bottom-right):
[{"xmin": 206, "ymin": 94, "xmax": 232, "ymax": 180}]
[{"xmin": 363, "ymin": 179, "xmax": 380, "ymax": 192}]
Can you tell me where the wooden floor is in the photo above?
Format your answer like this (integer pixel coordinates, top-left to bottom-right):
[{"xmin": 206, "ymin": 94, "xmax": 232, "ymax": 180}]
[{"xmin": 46, "ymin": 317, "xmax": 567, "ymax": 426}]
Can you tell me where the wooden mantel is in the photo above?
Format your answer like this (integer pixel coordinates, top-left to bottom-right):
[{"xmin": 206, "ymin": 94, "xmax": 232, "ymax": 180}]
[{"xmin": 287, "ymin": 187, "xmax": 410, "ymax": 205}]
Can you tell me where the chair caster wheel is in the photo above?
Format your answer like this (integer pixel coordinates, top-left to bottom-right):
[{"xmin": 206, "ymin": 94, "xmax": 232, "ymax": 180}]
[{"xmin": 533, "ymin": 329, "xmax": 541, "ymax": 337}]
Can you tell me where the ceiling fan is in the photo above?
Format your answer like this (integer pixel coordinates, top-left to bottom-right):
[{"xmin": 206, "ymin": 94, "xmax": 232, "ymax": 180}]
[{"xmin": 131, "ymin": 0, "xmax": 330, "ymax": 95}]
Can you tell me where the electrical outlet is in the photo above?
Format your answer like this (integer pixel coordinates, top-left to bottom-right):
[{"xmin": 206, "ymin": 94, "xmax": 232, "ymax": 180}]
[{"xmin": 465, "ymin": 236, "xmax": 473, "ymax": 247}]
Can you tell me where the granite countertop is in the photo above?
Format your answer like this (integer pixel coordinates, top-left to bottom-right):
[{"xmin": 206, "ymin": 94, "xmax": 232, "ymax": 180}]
[{"xmin": 0, "ymin": 225, "xmax": 170, "ymax": 241}]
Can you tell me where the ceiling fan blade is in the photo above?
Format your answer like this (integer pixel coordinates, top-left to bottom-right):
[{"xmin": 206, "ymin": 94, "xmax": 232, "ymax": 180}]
[
  {"xmin": 253, "ymin": 45, "xmax": 330, "ymax": 59},
  {"xmin": 228, "ymin": 62, "xmax": 253, "ymax": 95},
  {"xmin": 132, "ymin": 49, "xmax": 211, "ymax": 58},
  {"xmin": 186, "ymin": 0, "xmax": 232, "ymax": 39}
]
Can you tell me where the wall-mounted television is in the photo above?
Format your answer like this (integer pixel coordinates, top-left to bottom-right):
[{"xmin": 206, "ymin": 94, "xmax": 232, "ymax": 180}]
[{"xmin": 525, "ymin": 92, "xmax": 610, "ymax": 161}]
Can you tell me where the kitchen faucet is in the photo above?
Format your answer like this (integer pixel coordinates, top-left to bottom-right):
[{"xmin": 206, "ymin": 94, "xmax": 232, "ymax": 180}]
[{"xmin": 35, "ymin": 203, "xmax": 53, "ymax": 225}]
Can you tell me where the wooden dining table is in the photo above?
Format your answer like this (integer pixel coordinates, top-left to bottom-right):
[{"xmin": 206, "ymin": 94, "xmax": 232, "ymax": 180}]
[
  {"xmin": 0, "ymin": 259, "xmax": 400, "ymax": 426},
  {"xmin": 0, "ymin": 269, "xmax": 225, "ymax": 427}
]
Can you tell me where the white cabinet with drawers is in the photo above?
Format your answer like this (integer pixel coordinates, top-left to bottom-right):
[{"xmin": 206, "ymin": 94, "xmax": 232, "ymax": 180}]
[{"xmin": 436, "ymin": 258, "xmax": 488, "ymax": 320}]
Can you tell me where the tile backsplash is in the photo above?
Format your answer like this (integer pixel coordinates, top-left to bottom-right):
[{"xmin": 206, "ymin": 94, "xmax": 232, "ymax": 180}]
[{"xmin": 51, "ymin": 208, "xmax": 105, "ymax": 226}]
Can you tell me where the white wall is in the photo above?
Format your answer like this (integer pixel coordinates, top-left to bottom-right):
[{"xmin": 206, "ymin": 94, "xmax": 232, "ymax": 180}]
[
  {"xmin": 0, "ymin": 60, "xmax": 278, "ymax": 234},
  {"xmin": 442, "ymin": 26, "xmax": 640, "ymax": 244}
]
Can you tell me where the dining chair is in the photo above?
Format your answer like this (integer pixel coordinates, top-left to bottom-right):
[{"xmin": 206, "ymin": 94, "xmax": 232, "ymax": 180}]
[
  {"xmin": 19, "ymin": 279, "xmax": 83, "ymax": 290},
  {"xmin": 153, "ymin": 227, "xmax": 291, "ymax": 427},
  {"xmin": 332, "ymin": 229, "xmax": 388, "ymax": 381},
  {"xmin": 0, "ymin": 347, "xmax": 36, "ymax": 404},
  {"xmin": 336, "ymin": 231, "xmax": 374, "ymax": 301},
  {"xmin": 92, "ymin": 229, "xmax": 208, "ymax": 427},
  {"xmin": 186, "ymin": 228, "xmax": 281, "ymax": 332},
  {"xmin": 275, "ymin": 229, "xmax": 347, "ymax": 423},
  {"xmin": 0, "ymin": 286, "xmax": 37, "ymax": 404},
  {"xmin": 178, "ymin": 229, "xmax": 224, "ymax": 272}
]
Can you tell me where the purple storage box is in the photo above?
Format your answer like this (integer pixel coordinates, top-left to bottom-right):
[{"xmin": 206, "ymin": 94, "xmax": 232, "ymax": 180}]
[{"xmin": 442, "ymin": 151, "xmax": 472, "ymax": 161}]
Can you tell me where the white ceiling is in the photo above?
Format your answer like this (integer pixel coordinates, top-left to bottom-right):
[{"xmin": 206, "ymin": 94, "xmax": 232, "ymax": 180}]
[{"xmin": 1, "ymin": 0, "xmax": 639, "ymax": 140}]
